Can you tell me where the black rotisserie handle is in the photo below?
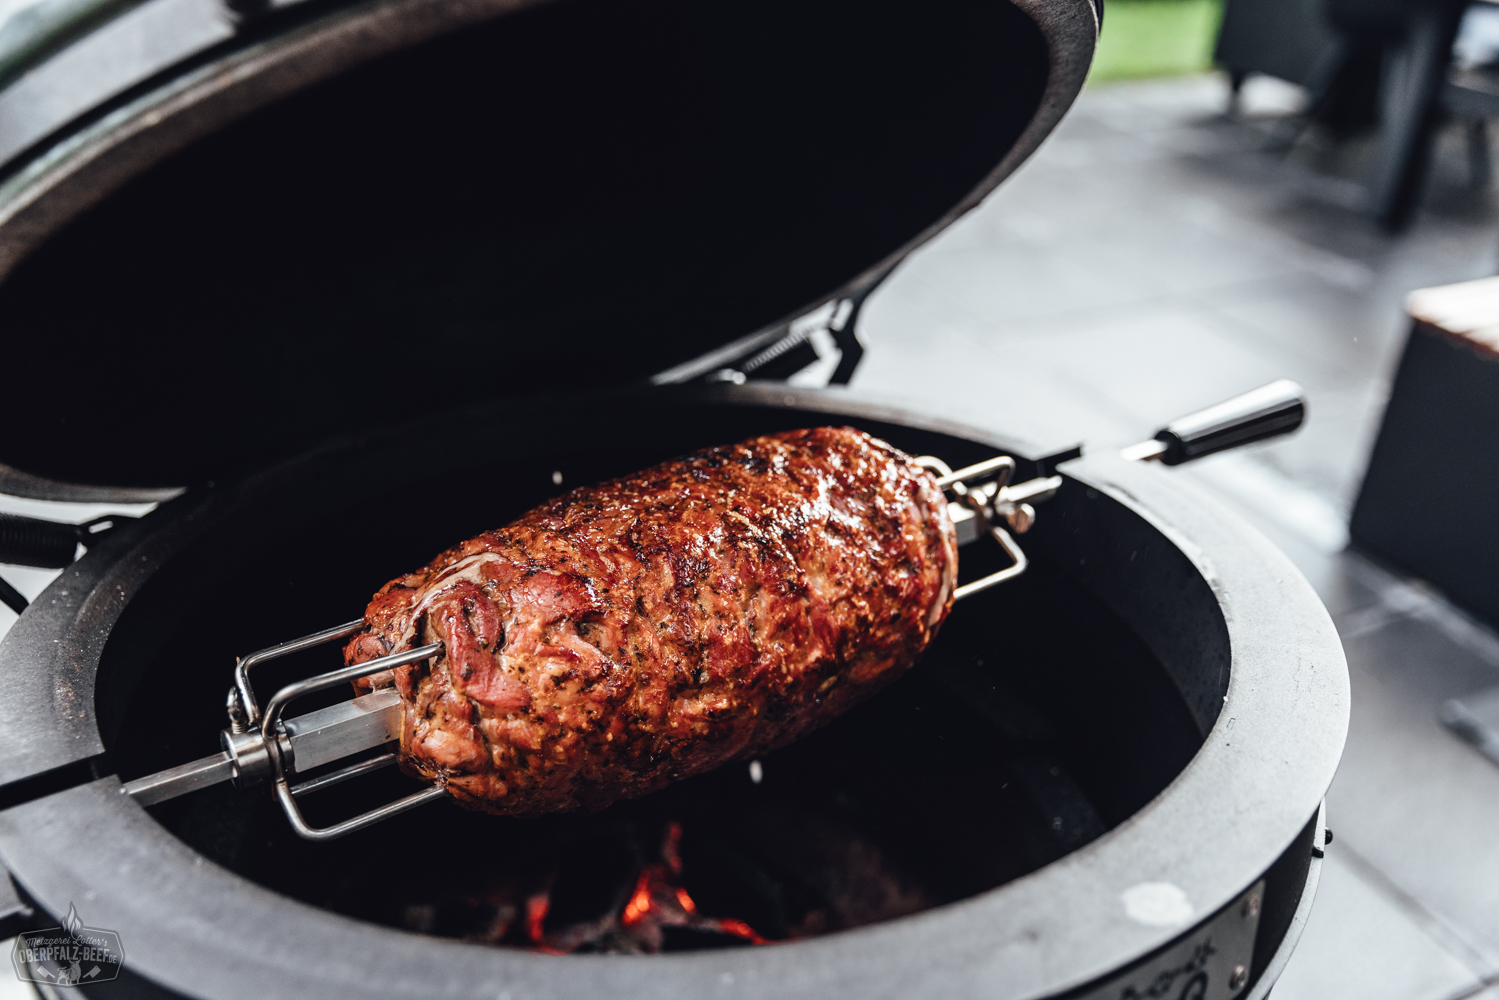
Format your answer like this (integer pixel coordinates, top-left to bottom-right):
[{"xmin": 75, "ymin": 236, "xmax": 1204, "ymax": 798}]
[
  {"xmin": 1153, "ymin": 379, "xmax": 1306, "ymax": 465},
  {"xmin": 0, "ymin": 513, "xmax": 82, "ymax": 569}
]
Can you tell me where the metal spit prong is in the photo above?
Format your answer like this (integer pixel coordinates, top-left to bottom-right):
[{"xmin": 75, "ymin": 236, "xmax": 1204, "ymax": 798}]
[
  {"xmin": 953, "ymin": 524, "xmax": 1029, "ymax": 600},
  {"xmin": 916, "ymin": 453, "xmax": 1053, "ymax": 600},
  {"xmin": 237, "ymin": 642, "xmax": 440, "ymax": 785},
  {"xmin": 999, "ymin": 475, "xmax": 1063, "ymax": 508},
  {"xmin": 129, "ymin": 635, "xmax": 439, "ymax": 813},
  {"xmin": 257, "ymin": 643, "xmax": 441, "ymax": 755},
  {"xmin": 231, "ymin": 619, "xmax": 366, "ymax": 727},
  {"xmin": 933, "ymin": 455, "xmax": 1016, "ymax": 490},
  {"xmin": 289, "ymin": 752, "xmax": 399, "ymax": 798},
  {"xmin": 274, "ymin": 781, "xmax": 448, "ymax": 843},
  {"xmin": 1120, "ymin": 439, "xmax": 1169, "ymax": 462},
  {"xmin": 256, "ymin": 641, "xmax": 444, "ymax": 841}
]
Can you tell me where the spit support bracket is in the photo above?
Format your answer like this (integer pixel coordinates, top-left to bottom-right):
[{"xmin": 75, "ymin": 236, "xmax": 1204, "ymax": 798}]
[
  {"xmin": 917, "ymin": 454, "xmax": 1062, "ymax": 601},
  {"xmin": 125, "ymin": 628, "xmax": 446, "ymax": 842},
  {"xmin": 231, "ymin": 632, "xmax": 448, "ymax": 842}
]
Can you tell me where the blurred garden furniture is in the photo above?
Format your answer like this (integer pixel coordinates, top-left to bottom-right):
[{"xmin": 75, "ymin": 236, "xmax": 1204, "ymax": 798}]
[
  {"xmin": 1365, "ymin": 277, "xmax": 1499, "ymax": 777},
  {"xmin": 1217, "ymin": 0, "xmax": 1482, "ymax": 228},
  {"xmin": 1351, "ymin": 275, "xmax": 1499, "ymax": 626},
  {"xmin": 1443, "ymin": 5, "xmax": 1499, "ymax": 188},
  {"xmin": 1216, "ymin": 0, "xmax": 1346, "ymax": 101}
]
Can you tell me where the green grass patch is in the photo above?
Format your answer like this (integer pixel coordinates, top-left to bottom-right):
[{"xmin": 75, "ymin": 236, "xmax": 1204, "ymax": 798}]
[{"xmin": 1089, "ymin": 0, "xmax": 1225, "ymax": 83}]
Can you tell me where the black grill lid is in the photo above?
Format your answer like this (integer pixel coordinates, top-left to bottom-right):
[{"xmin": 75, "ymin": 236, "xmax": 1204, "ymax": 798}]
[{"xmin": 0, "ymin": 0, "xmax": 1095, "ymax": 489}]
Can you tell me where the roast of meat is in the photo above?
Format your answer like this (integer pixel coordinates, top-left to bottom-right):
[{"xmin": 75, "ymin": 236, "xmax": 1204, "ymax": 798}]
[{"xmin": 344, "ymin": 427, "xmax": 958, "ymax": 816}]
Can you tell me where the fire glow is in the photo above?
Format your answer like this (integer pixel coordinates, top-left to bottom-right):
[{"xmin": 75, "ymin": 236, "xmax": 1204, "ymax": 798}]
[
  {"xmin": 448, "ymin": 820, "xmax": 773, "ymax": 954},
  {"xmin": 612, "ymin": 823, "xmax": 767, "ymax": 948},
  {"xmin": 396, "ymin": 786, "xmax": 940, "ymax": 954}
]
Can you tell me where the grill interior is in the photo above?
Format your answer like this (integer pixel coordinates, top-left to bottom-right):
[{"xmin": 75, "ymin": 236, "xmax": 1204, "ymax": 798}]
[{"xmin": 98, "ymin": 402, "xmax": 1206, "ymax": 951}]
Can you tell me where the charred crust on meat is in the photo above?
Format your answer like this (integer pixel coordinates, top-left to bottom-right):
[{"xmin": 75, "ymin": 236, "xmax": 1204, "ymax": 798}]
[{"xmin": 344, "ymin": 427, "xmax": 957, "ymax": 818}]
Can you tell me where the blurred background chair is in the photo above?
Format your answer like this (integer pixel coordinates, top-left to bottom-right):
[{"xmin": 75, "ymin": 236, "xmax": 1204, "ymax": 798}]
[
  {"xmin": 1444, "ymin": 4, "xmax": 1499, "ymax": 187},
  {"xmin": 1216, "ymin": 0, "xmax": 1348, "ymax": 104},
  {"xmin": 1217, "ymin": 0, "xmax": 1496, "ymax": 228}
]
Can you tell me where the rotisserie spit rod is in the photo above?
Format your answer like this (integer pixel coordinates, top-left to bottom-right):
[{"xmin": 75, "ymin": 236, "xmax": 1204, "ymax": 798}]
[
  {"xmin": 120, "ymin": 381, "xmax": 1305, "ymax": 841},
  {"xmin": 121, "ymin": 453, "xmax": 1053, "ymax": 817}
]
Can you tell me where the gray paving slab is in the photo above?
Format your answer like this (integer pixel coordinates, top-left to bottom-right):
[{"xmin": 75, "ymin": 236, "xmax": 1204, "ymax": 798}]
[
  {"xmin": 886, "ymin": 240, "xmax": 1161, "ymax": 328},
  {"xmin": 1200, "ymin": 271, "xmax": 1409, "ymax": 381},
  {"xmin": 1270, "ymin": 851, "xmax": 1483, "ymax": 1000},
  {"xmin": 985, "ymin": 304, "xmax": 1293, "ymax": 428},
  {"xmin": 829, "ymin": 329, "xmax": 1121, "ymax": 456},
  {"xmin": 1328, "ymin": 611, "xmax": 1499, "ymax": 971}
]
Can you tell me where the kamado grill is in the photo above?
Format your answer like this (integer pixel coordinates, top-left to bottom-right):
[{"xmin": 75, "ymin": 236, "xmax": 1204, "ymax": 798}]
[{"xmin": 0, "ymin": 0, "xmax": 1348, "ymax": 996}]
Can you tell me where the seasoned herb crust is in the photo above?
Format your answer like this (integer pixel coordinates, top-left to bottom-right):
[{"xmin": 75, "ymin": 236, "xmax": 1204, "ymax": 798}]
[{"xmin": 345, "ymin": 427, "xmax": 957, "ymax": 815}]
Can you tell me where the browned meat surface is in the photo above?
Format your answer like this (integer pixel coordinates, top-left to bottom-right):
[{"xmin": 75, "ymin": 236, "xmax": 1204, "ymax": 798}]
[{"xmin": 344, "ymin": 426, "xmax": 957, "ymax": 816}]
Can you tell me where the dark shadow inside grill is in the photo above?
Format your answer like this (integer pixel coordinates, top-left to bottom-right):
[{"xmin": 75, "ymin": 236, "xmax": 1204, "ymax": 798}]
[
  {"xmin": 0, "ymin": 0, "xmax": 1048, "ymax": 487},
  {"xmin": 98, "ymin": 400, "xmax": 1216, "ymax": 953}
]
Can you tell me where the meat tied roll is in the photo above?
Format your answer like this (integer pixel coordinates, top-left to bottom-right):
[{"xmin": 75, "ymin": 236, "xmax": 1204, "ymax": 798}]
[{"xmin": 344, "ymin": 426, "xmax": 958, "ymax": 816}]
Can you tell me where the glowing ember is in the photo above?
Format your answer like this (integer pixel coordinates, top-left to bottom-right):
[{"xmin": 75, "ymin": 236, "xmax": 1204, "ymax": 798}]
[
  {"xmin": 399, "ymin": 803, "xmax": 938, "ymax": 954},
  {"xmin": 525, "ymin": 893, "xmax": 549, "ymax": 945},
  {"xmin": 716, "ymin": 919, "xmax": 766, "ymax": 945},
  {"xmin": 620, "ymin": 872, "xmax": 654, "ymax": 928},
  {"xmin": 505, "ymin": 821, "xmax": 772, "ymax": 954}
]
